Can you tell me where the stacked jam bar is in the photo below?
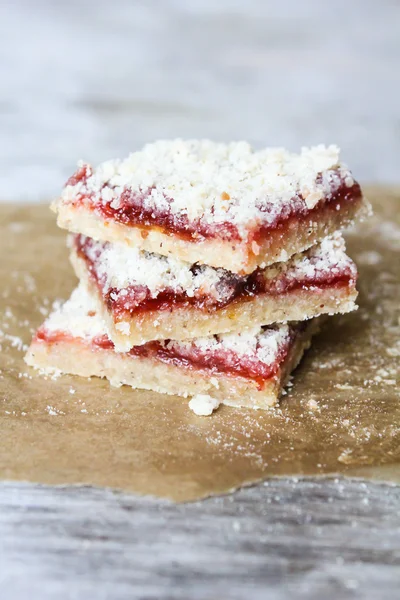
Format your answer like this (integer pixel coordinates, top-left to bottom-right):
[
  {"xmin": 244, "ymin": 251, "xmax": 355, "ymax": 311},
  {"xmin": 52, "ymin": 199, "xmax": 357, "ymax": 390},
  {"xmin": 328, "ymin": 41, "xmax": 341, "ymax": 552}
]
[{"xmin": 25, "ymin": 140, "xmax": 369, "ymax": 412}]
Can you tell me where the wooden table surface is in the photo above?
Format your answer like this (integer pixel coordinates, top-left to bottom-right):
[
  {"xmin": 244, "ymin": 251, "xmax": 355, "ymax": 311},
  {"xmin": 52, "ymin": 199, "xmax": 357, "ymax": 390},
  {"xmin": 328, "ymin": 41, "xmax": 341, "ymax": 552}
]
[
  {"xmin": 1, "ymin": 2, "xmax": 400, "ymax": 598},
  {"xmin": 2, "ymin": 479, "xmax": 400, "ymax": 599}
]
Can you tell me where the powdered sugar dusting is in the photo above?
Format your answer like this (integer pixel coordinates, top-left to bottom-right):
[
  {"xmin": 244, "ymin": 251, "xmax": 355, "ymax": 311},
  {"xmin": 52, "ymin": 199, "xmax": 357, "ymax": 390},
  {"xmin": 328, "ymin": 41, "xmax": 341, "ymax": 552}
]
[{"xmin": 0, "ymin": 331, "xmax": 28, "ymax": 353}]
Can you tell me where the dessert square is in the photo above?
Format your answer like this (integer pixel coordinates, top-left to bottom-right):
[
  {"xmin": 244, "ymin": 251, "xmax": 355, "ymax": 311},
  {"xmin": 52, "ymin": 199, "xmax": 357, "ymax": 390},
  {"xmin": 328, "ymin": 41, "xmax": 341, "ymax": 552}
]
[
  {"xmin": 70, "ymin": 232, "xmax": 357, "ymax": 350},
  {"xmin": 52, "ymin": 140, "xmax": 369, "ymax": 274},
  {"xmin": 25, "ymin": 285, "xmax": 321, "ymax": 410}
]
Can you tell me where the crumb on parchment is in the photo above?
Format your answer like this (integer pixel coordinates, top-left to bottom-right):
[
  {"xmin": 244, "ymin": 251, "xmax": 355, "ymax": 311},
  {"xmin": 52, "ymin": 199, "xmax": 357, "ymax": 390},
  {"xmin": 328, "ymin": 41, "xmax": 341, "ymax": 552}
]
[{"xmin": 189, "ymin": 394, "xmax": 221, "ymax": 416}]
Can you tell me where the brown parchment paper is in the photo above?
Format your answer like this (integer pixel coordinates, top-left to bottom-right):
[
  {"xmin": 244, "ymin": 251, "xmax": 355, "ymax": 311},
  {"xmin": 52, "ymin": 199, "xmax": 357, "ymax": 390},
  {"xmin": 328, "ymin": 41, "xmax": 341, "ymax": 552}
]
[{"xmin": 0, "ymin": 188, "xmax": 399, "ymax": 502}]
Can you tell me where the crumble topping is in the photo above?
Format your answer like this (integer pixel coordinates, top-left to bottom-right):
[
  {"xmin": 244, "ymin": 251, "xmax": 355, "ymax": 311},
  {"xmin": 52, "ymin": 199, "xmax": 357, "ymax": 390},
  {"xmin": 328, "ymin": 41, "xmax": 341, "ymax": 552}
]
[
  {"xmin": 165, "ymin": 324, "xmax": 290, "ymax": 366},
  {"xmin": 260, "ymin": 232, "xmax": 357, "ymax": 288},
  {"xmin": 42, "ymin": 285, "xmax": 106, "ymax": 340},
  {"xmin": 74, "ymin": 234, "xmax": 240, "ymax": 304},
  {"xmin": 61, "ymin": 140, "xmax": 356, "ymax": 237},
  {"xmin": 74, "ymin": 232, "xmax": 356, "ymax": 309}
]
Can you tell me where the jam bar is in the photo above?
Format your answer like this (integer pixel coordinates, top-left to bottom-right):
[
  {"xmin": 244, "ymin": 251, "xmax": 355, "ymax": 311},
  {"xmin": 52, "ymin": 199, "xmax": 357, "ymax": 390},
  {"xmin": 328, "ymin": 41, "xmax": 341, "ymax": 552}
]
[
  {"xmin": 69, "ymin": 232, "xmax": 357, "ymax": 350},
  {"xmin": 52, "ymin": 140, "xmax": 369, "ymax": 275},
  {"xmin": 25, "ymin": 285, "xmax": 321, "ymax": 410}
]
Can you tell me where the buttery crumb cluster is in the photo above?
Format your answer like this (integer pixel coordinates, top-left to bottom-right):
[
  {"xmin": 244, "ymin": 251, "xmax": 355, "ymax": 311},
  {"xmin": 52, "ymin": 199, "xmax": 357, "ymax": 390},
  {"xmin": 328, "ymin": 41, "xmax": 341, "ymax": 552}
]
[{"xmin": 26, "ymin": 140, "xmax": 370, "ymax": 413}]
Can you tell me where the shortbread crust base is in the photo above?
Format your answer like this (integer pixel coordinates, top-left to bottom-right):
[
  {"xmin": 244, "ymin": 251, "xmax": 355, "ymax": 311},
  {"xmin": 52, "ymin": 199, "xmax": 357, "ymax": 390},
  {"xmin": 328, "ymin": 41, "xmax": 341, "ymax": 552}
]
[
  {"xmin": 25, "ymin": 320, "xmax": 320, "ymax": 410},
  {"xmin": 53, "ymin": 196, "xmax": 370, "ymax": 274}
]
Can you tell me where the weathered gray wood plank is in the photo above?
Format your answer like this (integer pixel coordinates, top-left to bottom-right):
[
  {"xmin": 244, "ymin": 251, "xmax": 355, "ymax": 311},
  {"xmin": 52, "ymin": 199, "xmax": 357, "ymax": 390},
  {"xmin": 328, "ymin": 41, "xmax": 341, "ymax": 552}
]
[{"xmin": 1, "ymin": 479, "xmax": 400, "ymax": 600}]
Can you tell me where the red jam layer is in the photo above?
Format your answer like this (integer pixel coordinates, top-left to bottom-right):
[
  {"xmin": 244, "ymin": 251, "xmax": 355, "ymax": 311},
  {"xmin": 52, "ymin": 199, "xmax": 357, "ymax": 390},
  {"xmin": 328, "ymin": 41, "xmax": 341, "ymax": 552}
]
[
  {"xmin": 74, "ymin": 235, "xmax": 355, "ymax": 320},
  {"xmin": 107, "ymin": 275, "xmax": 352, "ymax": 320},
  {"xmin": 67, "ymin": 166, "xmax": 362, "ymax": 243},
  {"xmin": 250, "ymin": 182, "xmax": 362, "ymax": 246},
  {"xmin": 35, "ymin": 326, "xmax": 296, "ymax": 388}
]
